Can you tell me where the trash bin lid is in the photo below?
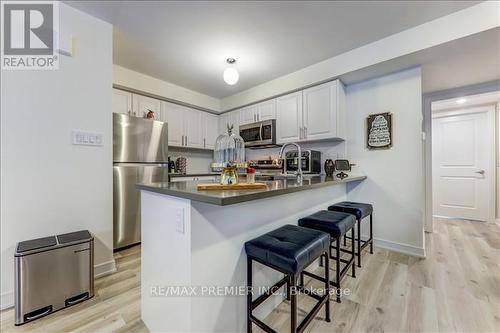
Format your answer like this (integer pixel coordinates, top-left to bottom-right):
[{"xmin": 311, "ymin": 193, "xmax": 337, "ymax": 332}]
[
  {"xmin": 57, "ymin": 230, "xmax": 92, "ymax": 244},
  {"xmin": 16, "ymin": 236, "xmax": 57, "ymax": 253}
]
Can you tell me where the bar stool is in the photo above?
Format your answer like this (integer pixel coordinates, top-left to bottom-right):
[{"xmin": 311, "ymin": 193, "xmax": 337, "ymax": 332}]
[
  {"xmin": 245, "ymin": 224, "xmax": 331, "ymax": 333},
  {"xmin": 328, "ymin": 201, "xmax": 373, "ymax": 267},
  {"xmin": 298, "ymin": 210, "xmax": 356, "ymax": 303}
]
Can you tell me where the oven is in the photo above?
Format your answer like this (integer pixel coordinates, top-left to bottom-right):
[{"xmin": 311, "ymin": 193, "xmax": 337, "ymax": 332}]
[{"xmin": 239, "ymin": 120, "xmax": 277, "ymax": 148}]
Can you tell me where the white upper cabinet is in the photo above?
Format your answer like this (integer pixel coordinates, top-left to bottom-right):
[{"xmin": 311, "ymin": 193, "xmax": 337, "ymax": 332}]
[
  {"xmin": 112, "ymin": 89, "xmax": 132, "ymax": 115},
  {"xmin": 257, "ymin": 99, "xmax": 276, "ymax": 121},
  {"xmin": 219, "ymin": 110, "xmax": 240, "ymax": 135},
  {"xmin": 133, "ymin": 94, "xmax": 161, "ymax": 119},
  {"xmin": 276, "ymin": 92, "xmax": 303, "ymax": 144},
  {"xmin": 239, "ymin": 105, "xmax": 258, "ymax": 125},
  {"xmin": 184, "ymin": 108, "xmax": 203, "ymax": 149},
  {"xmin": 239, "ymin": 100, "xmax": 276, "ymax": 125},
  {"xmin": 162, "ymin": 102, "xmax": 184, "ymax": 147},
  {"xmin": 276, "ymin": 80, "xmax": 346, "ymax": 143},
  {"xmin": 203, "ymin": 113, "xmax": 219, "ymax": 149}
]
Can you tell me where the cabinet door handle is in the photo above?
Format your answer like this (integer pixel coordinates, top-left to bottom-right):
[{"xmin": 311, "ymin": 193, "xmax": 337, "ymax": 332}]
[
  {"xmin": 185, "ymin": 135, "xmax": 187, "ymax": 146},
  {"xmin": 204, "ymin": 138, "xmax": 206, "ymax": 148},
  {"xmin": 304, "ymin": 127, "xmax": 307, "ymax": 138}
]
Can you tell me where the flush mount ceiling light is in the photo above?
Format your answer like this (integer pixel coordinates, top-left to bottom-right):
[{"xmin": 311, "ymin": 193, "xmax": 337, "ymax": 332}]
[
  {"xmin": 456, "ymin": 98, "xmax": 467, "ymax": 104},
  {"xmin": 223, "ymin": 58, "xmax": 239, "ymax": 85}
]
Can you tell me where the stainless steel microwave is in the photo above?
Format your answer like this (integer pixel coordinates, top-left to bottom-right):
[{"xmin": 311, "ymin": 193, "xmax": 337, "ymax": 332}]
[{"xmin": 239, "ymin": 119, "xmax": 277, "ymax": 148}]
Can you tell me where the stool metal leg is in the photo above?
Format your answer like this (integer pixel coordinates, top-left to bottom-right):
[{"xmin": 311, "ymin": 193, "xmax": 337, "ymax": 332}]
[
  {"xmin": 336, "ymin": 237, "xmax": 341, "ymax": 303},
  {"xmin": 247, "ymin": 258, "xmax": 252, "ymax": 333},
  {"xmin": 357, "ymin": 218, "xmax": 361, "ymax": 267},
  {"xmin": 290, "ymin": 274, "xmax": 297, "ymax": 333},
  {"xmin": 351, "ymin": 226, "xmax": 356, "ymax": 278},
  {"xmin": 343, "ymin": 234, "xmax": 347, "ymax": 246},
  {"xmin": 370, "ymin": 214, "xmax": 374, "ymax": 254},
  {"xmin": 324, "ymin": 253, "xmax": 331, "ymax": 322}
]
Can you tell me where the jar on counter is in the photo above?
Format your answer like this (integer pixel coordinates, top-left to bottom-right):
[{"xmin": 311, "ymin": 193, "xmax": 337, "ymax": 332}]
[{"xmin": 246, "ymin": 167, "xmax": 256, "ymax": 184}]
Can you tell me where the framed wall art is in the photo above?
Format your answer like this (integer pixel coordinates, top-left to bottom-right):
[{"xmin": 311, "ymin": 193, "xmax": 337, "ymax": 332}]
[{"xmin": 367, "ymin": 112, "xmax": 392, "ymax": 150}]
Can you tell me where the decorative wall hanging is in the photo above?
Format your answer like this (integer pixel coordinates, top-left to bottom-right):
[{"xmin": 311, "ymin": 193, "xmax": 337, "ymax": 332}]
[{"xmin": 367, "ymin": 112, "xmax": 392, "ymax": 149}]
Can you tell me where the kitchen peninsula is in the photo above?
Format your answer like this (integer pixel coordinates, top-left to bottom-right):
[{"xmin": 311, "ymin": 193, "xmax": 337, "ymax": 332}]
[{"xmin": 138, "ymin": 175, "xmax": 366, "ymax": 332}]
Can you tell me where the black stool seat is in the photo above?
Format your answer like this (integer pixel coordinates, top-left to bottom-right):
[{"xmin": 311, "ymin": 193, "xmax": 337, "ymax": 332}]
[
  {"xmin": 245, "ymin": 224, "xmax": 330, "ymax": 274},
  {"xmin": 298, "ymin": 210, "xmax": 356, "ymax": 238},
  {"xmin": 328, "ymin": 201, "xmax": 373, "ymax": 219}
]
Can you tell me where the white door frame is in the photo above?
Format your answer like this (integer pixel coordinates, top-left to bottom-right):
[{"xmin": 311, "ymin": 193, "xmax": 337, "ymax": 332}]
[
  {"xmin": 431, "ymin": 104, "xmax": 496, "ymax": 223},
  {"xmin": 423, "ymin": 89, "xmax": 500, "ymax": 232}
]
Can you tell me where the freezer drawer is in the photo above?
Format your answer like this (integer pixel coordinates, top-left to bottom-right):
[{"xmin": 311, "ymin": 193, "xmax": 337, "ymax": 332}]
[
  {"xmin": 113, "ymin": 164, "xmax": 169, "ymax": 249},
  {"xmin": 15, "ymin": 231, "xmax": 94, "ymax": 325}
]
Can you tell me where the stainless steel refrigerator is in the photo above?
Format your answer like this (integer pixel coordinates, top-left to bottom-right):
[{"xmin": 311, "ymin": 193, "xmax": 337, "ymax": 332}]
[{"xmin": 113, "ymin": 113, "xmax": 168, "ymax": 250}]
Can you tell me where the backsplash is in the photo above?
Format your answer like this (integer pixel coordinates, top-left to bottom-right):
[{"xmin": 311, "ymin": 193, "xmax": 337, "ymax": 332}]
[
  {"xmin": 169, "ymin": 147, "xmax": 213, "ymax": 174},
  {"xmin": 245, "ymin": 140, "xmax": 347, "ymax": 173}
]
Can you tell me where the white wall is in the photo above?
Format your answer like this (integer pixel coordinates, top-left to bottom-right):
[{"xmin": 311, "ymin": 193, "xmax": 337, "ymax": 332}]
[
  {"xmin": 0, "ymin": 3, "xmax": 114, "ymax": 309},
  {"xmin": 220, "ymin": 1, "xmax": 499, "ymax": 111},
  {"xmin": 345, "ymin": 67, "xmax": 425, "ymax": 256},
  {"xmin": 113, "ymin": 65, "xmax": 221, "ymax": 112}
]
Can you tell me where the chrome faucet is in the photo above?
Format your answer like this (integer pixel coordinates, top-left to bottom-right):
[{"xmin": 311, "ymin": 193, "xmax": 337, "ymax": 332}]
[{"xmin": 278, "ymin": 142, "xmax": 303, "ymax": 182}]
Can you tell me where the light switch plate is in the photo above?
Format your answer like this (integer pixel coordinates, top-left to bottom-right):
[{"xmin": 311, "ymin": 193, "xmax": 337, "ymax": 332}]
[
  {"xmin": 72, "ymin": 130, "xmax": 103, "ymax": 146},
  {"xmin": 175, "ymin": 208, "xmax": 185, "ymax": 234}
]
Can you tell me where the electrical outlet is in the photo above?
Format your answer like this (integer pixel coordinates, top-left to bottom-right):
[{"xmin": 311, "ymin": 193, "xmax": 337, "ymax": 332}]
[{"xmin": 175, "ymin": 208, "xmax": 185, "ymax": 234}]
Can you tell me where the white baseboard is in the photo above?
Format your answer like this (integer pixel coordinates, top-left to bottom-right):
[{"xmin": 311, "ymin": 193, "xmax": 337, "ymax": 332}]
[
  {"xmin": 94, "ymin": 259, "xmax": 117, "ymax": 278},
  {"xmin": 0, "ymin": 259, "xmax": 117, "ymax": 311},
  {"xmin": 1, "ymin": 291, "xmax": 14, "ymax": 311},
  {"xmin": 374, "ymin": 237, "xmax": 426, "ymax": 258}
]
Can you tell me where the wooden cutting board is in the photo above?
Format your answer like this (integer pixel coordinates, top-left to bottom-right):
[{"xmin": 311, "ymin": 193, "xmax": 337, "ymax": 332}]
[{"xmin": 197, "ymin": 183, "xmax": 267, "ymax": 191}]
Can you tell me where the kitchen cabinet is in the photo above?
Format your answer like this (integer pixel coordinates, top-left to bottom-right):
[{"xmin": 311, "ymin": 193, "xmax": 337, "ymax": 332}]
[
  {"xmin": 184, "ymin": 108, "xmax": 203, "ymax": 148},
  {"xmin": 203, "ymin": 113, "xmax": 219, "ymax": 149},
  {"xmin": 161, "ymin": 102, "xmax": 203, "ymax": 149},
  {"xmin": 276, "ymin": 80, "xmax": 346, "ymax": 143},
  {"xmin": 133, "ymin": 94, "xmax": 161, "ymax": 119},
  {"xmin": 276, "ymin": 92, "xmax": 303, "ymax": 144},
  {"xmin": 239, "ymin": 100, "xmax": 276, "ymax": 125},
  {"xmin": 302, "ymin": 80, "xmax": 345, "ymax": 141},
  {"xmin": 112, "ymin": 88, "xmax": 132, "ymax": 115},
  {"xmin": 219, "ymin": 110, "xmax": 240, "ymax": 135}
]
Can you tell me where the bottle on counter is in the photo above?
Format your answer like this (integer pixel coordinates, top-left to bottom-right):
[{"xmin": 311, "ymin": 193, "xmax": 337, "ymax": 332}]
[{"xmin": 246, "ymin": 167, "xmax": 256, "ymax": 184}]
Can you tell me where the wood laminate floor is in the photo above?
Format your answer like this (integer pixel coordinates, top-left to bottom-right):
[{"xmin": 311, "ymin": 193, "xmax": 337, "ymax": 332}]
[{"xmin": 1, "ymin": 218, "xmax": 499, "ymax": 332}]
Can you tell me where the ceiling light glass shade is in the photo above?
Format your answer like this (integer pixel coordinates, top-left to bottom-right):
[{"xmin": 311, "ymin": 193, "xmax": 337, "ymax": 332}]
[{"xmin": 223, "ymin": 67, "xmax": 239, "ymax": 85}]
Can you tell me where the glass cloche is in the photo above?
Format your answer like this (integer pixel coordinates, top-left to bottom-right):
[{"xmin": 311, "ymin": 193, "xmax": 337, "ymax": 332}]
[{"xmin": 211, "ymin": 124, "xmax": 246, "ymax": 184}]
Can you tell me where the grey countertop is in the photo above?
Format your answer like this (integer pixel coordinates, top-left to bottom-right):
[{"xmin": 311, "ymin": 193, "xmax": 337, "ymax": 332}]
[{"xmin": 137, "ymin": 175, "xmax": 367, "ymax": 206}]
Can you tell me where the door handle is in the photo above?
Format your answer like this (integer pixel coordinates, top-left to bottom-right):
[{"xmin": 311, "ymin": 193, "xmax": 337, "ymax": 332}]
[{"xmin": 475, "ymin": 170, "xmax": 485, "ymax": 175}]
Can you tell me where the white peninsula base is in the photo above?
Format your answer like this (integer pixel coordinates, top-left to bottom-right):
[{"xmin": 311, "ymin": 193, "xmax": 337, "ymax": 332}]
[{"xmin": 141, "ymin": 181, "xmax": 355, "ymax": 332}]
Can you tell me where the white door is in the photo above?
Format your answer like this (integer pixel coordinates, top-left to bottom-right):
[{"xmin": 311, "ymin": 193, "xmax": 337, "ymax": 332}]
[
  {"xmin": 276, "ymin": 92, "xmax": 302, "ymax": 144},
  {"xmin": 303, "ymin": 81, "xmax": 337, "ymax": 141},
  {"xmin": 432, "ymin": 106, "xmax": 495, "ymax": 221},
  {"xmin": 133, "ymin": 94, "xmax": 161, "ymax": 119},
  {"xmin": 184, "ymin": 108, "xmax": 203, "ymax": 148},
  {"xmin": 239, "ymin": 106, "xmax": 258, "ymax": 125},
  {"xmin": 257, "ymin": 99, "xmax": 276, "ymax": 121},
  {"xmin": 112, "ymin": 89, "xmax": 132, "ymax": 115},
  {"xmin": 203, "ymin": 113, "xmax": 219, "ymax": 149},
  {"xmin": 162, "ymin": 102, "xmax": 184, "ymax": 147}
]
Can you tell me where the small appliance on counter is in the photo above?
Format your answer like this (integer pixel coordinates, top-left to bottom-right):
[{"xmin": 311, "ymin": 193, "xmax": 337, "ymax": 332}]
[
  {"xmin": 334, "ymin": 159, "xmax": 352, "ymax": 179},
  {"xmin": 15, "ymin": 231, "xmax": 94, "ymax": 325},
  {"xmin": 285, "ymin": 150, "xmax": 321, "ymax": 174},
  {"xmin": 247, "ymin": 158, "xmax": 284, "ymax": 176}
]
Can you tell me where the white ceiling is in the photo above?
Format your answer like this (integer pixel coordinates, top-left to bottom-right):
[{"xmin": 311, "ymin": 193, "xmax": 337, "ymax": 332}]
[{"xmin": 66, "ymin": 0, "xmax": 479, "ymax": 98}]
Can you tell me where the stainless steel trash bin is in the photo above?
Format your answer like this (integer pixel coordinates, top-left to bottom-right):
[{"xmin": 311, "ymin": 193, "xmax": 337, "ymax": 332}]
[{"xmin": 14, "ymin": 230, "xmax": 94, "ymax": 325}]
